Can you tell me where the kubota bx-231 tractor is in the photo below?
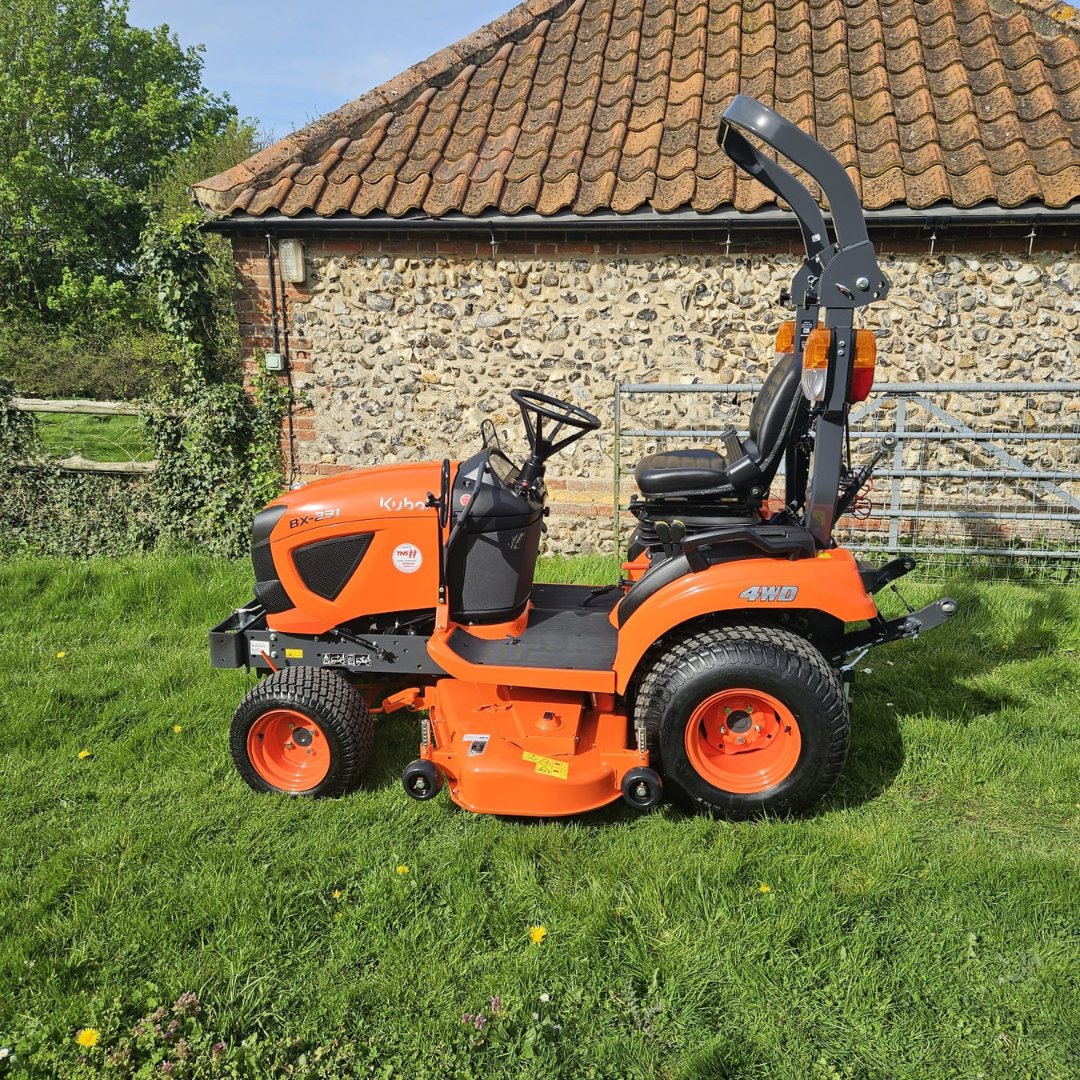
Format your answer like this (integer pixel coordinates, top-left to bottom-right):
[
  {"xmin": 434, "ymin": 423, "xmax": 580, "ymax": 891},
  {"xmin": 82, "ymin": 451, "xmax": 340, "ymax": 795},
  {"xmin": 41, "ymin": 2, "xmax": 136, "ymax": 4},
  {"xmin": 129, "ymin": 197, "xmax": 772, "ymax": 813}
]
[{"xmin": 210, "ymin": 96, "xmax": 956, "ymax": 819}]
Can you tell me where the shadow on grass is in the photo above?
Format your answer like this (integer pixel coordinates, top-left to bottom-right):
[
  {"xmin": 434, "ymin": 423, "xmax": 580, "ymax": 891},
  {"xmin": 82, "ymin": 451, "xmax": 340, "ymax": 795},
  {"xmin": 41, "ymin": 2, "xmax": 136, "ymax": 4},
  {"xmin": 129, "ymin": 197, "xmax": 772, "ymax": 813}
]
[{"xmin": 361, "ymin": 578, "xmax": 1076, "ymax": 821}]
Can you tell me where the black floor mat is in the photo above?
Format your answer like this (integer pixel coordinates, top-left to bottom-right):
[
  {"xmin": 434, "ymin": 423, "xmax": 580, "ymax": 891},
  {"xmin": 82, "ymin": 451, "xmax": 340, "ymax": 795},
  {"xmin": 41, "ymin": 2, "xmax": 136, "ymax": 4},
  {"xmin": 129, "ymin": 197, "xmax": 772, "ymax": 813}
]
[{"xmin": 448, "ymin": 583, "xmax": 620, "ymax": 671}]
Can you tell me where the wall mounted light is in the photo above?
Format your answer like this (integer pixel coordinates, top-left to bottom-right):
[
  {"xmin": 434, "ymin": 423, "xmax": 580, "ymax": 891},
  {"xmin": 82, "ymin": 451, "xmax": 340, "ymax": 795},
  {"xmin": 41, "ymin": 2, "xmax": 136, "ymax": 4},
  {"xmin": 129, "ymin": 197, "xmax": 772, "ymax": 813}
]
[{"xmin": 277, "ymin": 239, "xmax": 305, "ymax": 283}]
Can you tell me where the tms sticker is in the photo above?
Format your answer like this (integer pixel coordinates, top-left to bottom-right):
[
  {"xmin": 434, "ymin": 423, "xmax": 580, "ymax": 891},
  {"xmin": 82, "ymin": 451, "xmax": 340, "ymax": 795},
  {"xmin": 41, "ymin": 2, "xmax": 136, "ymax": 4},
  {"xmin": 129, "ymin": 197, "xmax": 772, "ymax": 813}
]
[
  {"xmin": 392, "ymin": 543, "xmax": 423, "ymax": 574},
  {"xmin": 739, "ymin": 585, "xmax": 799, "ymax": 603}
]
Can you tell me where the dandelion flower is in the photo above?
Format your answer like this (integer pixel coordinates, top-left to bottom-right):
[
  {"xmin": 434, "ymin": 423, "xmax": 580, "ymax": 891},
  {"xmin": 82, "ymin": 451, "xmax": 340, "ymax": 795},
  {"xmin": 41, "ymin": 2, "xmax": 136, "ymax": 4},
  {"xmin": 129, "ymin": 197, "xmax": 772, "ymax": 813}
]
[
  {"xmin": 75, "ymin": 1028, "xmax": 100, "ymax": 1048},
  {"xmin": 529, "ymin": 924, "xmax": 548, "ymax": 944},
  {"xmin": 78, "ymin": 749, "xmax": 91, "ymax": 761},
  {"xmin": 396, "ymin": 865, "xmax": 410, "ymax": 875},
  {"xmin": 56, "ymin": 651, "xmax": 67, "ymax": 659},
  {"xmin": 759, "ymin": 883, "xmax": 772, "ymax": 894},
  {"xmin": 173, "ymin": 725, "xmax": 183, "ymax": 734},
  {"xmin": 332, "ymin": 889, "xmax": 343, "ymax": 900}
]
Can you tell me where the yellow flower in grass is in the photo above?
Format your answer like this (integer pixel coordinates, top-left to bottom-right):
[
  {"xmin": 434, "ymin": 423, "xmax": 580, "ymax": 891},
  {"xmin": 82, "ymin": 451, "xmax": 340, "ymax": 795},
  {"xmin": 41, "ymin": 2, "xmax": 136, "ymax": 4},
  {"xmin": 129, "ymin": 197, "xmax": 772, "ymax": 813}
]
[
  {"xmin": 529, "ymin": 925, "xmax": 548, "ymax": 945},
  {"xmin": 332, "ymin": 889, "xmax": 343, "ymax": 900},
  {"xmin": 78, "ymin": 750, "xmax": 91, "ymax": 761},
  {"xmin": 759, "ymin": 883, "xmax": 772, "ymax": 894},
  {"xmin": 173, "ymin": 725, "xmax": 183, "ymax": 734},
  {"xmin": 396, "ymin": 864, "xmax": 410, "ymax": 875},
  {"xmin": 56, "ymin": 651, "xmax": 67, "ymax": 659},
  {"xmin": 75, "ymin": 1028, "xmax": 100, "ymax": 1048}
]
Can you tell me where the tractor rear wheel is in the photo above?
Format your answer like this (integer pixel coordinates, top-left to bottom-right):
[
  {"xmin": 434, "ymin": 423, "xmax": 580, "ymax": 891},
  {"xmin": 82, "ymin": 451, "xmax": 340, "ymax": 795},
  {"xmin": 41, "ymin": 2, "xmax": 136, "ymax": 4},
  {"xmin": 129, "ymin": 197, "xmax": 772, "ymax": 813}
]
[
  {"xmin": 634, "ymin": 625, "xmax": 849, "ymax": 818},
  {"xmin": 231, "ymin": 668, "xmax": 373, "ymax": 797}
]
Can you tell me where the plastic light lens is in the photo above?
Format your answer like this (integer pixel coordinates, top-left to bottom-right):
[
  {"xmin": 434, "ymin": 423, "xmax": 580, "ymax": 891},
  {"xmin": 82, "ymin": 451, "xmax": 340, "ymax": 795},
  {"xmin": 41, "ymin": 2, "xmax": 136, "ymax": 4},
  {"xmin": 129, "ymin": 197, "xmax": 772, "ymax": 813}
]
[
  {"xmin": 849, "ymin": 329, "xmax": 877, "ymax": 403},
  {"xmin": 277, "ymin": 239, "xmax": 305, "ymax": 283},
  {"xmin": 800, "ymin": 327, "xmax": 832, "ymax": 402},
  {"xmin": 774, "ymin": 320, "xmax": 795, "ymax": 354}
]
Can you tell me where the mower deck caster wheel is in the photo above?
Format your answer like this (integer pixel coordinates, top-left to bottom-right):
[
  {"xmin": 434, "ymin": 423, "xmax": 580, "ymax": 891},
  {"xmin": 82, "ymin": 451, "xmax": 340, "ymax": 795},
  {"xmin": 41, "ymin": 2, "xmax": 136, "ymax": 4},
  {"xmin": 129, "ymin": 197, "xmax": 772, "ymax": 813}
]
[
  {"xmin": 403, "ymin": 759, "xmax": 443, "ymax": 801},
  {"xmin": 621, "ymin": 767, "xmax": 663, "ymax": 810}
]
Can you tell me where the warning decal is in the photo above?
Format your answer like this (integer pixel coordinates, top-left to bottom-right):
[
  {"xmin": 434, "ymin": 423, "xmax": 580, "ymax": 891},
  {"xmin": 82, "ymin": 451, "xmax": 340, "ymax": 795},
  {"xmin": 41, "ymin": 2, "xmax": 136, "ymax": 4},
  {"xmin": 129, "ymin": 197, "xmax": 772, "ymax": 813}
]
[{"xmin": 522, "ymin": 750, "xmax": 569, "ymax": 780}]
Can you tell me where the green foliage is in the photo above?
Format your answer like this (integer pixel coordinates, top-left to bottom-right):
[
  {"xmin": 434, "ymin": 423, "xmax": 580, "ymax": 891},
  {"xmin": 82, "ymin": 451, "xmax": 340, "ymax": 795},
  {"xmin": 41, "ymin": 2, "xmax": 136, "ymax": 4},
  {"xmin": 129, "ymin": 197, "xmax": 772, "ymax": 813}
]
[
  {"xmin": 0, "ymin": 382, "xmax": 156, "ymax": 556},
  {"xmin": 0, "ymin": 322, "xmax": 180, "ymax": 401},
  {"xmin": 0, "ymin": 558, "xmax": 1077, "ymax": 1078},
  {"xmin": 140, "ymin": 215, "xmax": 288, "ymax": 557},
  {"xmin": 0, "ymin": 0, "xmax": 235, "ymax": 319},
  {"xmin": 145, "ymin": 374, "xmax": 289, "ymax": 557}
]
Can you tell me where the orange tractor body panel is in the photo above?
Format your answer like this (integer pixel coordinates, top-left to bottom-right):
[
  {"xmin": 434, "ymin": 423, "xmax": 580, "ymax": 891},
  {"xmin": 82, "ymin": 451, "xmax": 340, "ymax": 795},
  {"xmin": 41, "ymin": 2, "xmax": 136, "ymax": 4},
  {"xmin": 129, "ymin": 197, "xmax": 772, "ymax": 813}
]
[
  {"xmin": 263, "ymin": 462, "xmax": 447, "ymax": 635},
  {"xmin": 611, "ymin": 549, "xmax": 877, "ymax": 694}
]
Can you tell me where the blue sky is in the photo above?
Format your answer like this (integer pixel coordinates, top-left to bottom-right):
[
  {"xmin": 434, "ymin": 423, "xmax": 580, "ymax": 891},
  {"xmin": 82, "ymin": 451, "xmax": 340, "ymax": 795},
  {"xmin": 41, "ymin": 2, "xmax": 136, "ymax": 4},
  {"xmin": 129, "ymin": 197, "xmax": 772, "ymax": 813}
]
[{"xmin": 125, "ymin": 1, "xmax": 509, "ymax": 140}]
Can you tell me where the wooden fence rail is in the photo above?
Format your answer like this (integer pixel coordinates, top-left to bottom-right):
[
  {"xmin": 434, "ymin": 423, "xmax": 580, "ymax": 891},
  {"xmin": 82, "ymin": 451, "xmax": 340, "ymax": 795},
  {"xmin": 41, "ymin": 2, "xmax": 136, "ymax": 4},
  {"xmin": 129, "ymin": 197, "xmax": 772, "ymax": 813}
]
[{"xmin": 12, "ymin": 398, "xmax": 157, "ymax": 475}]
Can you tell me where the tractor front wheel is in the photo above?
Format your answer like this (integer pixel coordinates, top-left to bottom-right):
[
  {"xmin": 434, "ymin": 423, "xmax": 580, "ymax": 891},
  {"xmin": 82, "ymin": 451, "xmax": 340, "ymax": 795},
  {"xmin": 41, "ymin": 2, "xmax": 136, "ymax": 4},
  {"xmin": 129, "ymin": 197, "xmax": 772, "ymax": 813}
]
[
  {"xmin": 634, "ymin": 626, "xmax": 849, "ymax": 818},
  {"xmin": 231, "ymin": 668, "xmax": 373, "ymax": 797}
]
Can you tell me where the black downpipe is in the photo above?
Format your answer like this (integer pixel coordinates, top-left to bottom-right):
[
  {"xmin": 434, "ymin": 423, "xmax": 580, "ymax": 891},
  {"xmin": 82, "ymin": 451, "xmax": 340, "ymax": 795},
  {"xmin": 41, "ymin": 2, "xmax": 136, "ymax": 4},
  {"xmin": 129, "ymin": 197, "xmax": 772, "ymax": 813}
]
[{"xmin": 265, "ymin": 234, "xmax": 297, "ymax": 485}]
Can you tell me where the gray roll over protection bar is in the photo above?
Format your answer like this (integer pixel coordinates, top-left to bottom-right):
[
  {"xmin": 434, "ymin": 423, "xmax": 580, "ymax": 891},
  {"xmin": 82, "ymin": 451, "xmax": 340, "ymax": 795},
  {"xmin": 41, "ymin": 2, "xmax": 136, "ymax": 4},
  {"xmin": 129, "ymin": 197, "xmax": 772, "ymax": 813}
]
[
  {"xmin": 719, "ymin": 95, "xmax": 891, "ymax": 309},
  {"xmin": 717, "ymin": 95, "xmax": 892, "ymax": 547}
]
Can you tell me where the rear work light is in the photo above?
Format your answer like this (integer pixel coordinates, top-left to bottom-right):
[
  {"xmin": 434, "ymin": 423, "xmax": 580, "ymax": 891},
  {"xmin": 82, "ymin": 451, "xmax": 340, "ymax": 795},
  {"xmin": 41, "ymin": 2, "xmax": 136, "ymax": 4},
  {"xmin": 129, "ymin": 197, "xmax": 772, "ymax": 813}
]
[
  {"xmin": 774, "ymin": 320, "xmax": 795, "ymax": 354},
  {"xmin": 801, "ymin": 327, "xmax": 832, "ymax": 403},
  {"xmin": 850, "ymin": 329, "xmax": 877, "ymax": 403},
  {"xmin": 800, "ymin": 327, "xmax": 878, "ymax": 404}
]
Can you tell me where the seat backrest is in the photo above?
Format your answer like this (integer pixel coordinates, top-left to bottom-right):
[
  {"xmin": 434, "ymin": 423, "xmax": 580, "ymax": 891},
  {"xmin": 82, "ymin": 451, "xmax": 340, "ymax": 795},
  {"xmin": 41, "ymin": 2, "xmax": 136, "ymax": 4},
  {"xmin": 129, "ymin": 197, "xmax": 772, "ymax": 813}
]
[{"xmin": 745, "ymin": 351, "xmax": 804, "ymax": 479}]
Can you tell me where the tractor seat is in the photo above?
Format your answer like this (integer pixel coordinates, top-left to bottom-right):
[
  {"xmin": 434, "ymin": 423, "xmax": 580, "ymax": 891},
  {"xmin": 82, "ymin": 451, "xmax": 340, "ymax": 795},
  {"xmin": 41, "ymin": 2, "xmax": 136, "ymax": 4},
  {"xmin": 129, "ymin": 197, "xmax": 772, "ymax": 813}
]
[
  {"xmin": 634, "ymin": 449, "xmax": 729, "ymax": 494},
  {"xmin": 634, "ymin": 350, "xmax": 804, "ymax": 500}
]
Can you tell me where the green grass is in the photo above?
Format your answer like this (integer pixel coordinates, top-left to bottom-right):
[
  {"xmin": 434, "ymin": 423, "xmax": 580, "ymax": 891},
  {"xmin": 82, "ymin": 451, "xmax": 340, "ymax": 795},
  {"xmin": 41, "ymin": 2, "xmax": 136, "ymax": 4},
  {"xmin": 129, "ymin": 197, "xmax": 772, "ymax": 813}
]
[
  {"xmin": 36, "ymin": 413, "xmax": 153, "ymax": 462},
  {"xmin": 0, "ymin": 555, "xmax": 1077, "ymax": 1078}
]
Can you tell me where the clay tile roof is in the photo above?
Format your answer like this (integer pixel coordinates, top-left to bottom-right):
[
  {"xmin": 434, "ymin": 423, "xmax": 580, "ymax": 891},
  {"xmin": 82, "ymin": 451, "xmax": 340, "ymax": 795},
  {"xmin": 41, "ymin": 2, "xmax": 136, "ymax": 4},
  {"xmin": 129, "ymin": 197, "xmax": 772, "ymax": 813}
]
[{"xmin": 193, "ymin": 0, "xmax": 1080, "ymax": 219}]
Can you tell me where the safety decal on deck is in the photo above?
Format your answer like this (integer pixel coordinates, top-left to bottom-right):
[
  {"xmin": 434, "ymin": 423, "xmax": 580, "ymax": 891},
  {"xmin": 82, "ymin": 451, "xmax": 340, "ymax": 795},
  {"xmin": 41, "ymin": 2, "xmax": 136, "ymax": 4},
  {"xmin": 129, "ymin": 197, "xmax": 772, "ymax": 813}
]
[
  {"xmin": 285, "ymin": 648, "xmax": 303, "ymax": 659},
  {"xmin": 463, "ymin": 734, "xmax": 490, "ymax": 757},
  {"xmin": 522, "ymin": 751, "xmax": 569, "ymax": 780}
]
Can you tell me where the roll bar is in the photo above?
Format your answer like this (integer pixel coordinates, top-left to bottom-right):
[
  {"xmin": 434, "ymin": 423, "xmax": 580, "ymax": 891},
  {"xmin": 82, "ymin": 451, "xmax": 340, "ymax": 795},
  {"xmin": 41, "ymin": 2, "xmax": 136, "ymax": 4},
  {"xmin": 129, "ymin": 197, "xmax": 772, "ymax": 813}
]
[{"xmin": 719, "ymin": 95, "xmax": 890, "ymax": 309}]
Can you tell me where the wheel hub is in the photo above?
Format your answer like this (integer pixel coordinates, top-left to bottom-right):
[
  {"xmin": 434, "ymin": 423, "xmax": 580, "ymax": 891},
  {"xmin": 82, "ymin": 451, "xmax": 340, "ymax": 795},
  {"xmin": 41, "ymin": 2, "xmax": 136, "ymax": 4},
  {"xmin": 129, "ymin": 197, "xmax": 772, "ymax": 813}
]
[
  {"xmin": 684, "ymin": 688, "xmax": 802, "ymax": 794},
  {"xmin": 246, "ymin": 709, "xmax": 330, "ymax": 792}
]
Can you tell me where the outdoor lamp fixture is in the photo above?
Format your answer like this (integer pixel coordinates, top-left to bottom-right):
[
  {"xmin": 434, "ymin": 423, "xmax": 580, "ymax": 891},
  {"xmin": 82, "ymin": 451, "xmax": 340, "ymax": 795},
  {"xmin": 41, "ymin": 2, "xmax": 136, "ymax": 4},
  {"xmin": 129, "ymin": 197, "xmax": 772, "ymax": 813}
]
[{"xmin": 277, "ymin": 239, "xmax": 305, "ymax": 283}]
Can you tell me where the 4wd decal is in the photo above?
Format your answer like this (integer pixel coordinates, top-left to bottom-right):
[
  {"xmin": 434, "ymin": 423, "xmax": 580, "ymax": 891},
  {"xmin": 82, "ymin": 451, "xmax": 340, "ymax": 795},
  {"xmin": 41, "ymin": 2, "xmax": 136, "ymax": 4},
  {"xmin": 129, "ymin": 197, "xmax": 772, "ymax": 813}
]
[{"xmin": 739, "ymin": 585, "xmax": 799, "ymax": 603}]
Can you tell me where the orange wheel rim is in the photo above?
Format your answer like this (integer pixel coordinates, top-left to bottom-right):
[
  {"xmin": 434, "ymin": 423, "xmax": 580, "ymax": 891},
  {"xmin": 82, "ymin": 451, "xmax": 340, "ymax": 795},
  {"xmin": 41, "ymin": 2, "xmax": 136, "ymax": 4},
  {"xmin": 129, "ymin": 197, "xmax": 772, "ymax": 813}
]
[
  {"xmin": 247, "ymin": 708, "xmax": 331, "ymax": 793},
  {"xmin": 684, "ymin": 688, "xmax": 802, "ymax": 794}
]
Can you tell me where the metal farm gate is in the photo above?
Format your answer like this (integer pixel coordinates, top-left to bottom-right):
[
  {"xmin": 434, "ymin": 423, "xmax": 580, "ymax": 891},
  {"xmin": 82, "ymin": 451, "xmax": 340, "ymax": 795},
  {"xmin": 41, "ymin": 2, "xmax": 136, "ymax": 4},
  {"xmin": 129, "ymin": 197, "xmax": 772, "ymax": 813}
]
[{"xmin": 613, "ymin": 381, "xmax": 1080, "ymax": 582}]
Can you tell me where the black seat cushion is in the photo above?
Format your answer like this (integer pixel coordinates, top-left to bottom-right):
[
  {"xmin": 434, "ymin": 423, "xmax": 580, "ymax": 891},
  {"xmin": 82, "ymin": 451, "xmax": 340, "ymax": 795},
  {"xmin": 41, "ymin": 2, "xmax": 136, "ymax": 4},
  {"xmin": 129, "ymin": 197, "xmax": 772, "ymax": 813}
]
[
  {"xmin": 633, "ymin": 352, "xmax": 804, "ymax": 499},
  {"xmin": 634, "ymin": 448, "xmax": 733, "ymax": 495}
]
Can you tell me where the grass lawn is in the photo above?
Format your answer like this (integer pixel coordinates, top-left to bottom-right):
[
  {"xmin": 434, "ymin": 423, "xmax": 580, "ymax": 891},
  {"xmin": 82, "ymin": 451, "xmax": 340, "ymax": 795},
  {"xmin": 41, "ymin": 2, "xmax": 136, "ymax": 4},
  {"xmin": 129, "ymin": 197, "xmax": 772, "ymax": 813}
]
[
  {"xmin": 0, "ymin": 554, "xmax": 1077, "ymax": 1078},
  {"xmin": 36, "ymin": 413, "xmax": 153, "ymax": 463}
]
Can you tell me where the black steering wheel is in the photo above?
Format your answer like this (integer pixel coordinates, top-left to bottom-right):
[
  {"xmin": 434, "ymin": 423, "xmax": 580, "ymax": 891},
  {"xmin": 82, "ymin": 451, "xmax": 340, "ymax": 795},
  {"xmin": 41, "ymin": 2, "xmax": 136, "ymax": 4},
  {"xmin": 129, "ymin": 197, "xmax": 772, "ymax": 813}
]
[
  {"xmin": 511, "ymin": 388, "xmax": 601, "ymax": 450},
  {"xmin": 509, "ymin": 389, "xmax": 602, "ymax": 487}
]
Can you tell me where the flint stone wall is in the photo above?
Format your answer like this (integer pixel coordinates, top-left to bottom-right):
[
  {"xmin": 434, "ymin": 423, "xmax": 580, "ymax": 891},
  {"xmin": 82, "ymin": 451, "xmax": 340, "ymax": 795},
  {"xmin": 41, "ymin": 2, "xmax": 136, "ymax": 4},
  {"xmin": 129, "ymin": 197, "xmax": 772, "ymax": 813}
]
[{"xmin": 235, "ymin": 236, "xmax": 1080, "ymax": 553}]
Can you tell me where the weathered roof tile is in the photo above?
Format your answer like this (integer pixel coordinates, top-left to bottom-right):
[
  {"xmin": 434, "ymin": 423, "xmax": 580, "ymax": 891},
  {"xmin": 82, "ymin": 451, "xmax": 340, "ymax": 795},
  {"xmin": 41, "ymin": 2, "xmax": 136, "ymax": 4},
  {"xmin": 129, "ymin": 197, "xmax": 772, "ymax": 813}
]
[{"xmin": 193, "ymin": 0, "xmax": 1080, "ymax": 219}]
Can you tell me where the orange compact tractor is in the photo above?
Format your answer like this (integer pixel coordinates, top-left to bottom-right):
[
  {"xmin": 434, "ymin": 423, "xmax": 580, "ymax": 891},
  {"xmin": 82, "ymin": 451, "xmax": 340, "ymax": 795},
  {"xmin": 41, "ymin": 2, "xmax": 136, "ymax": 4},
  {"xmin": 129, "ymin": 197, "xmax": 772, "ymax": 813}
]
[{"xmin": 210, "ymin": 96, "xmax": 956, "ymax": 818}]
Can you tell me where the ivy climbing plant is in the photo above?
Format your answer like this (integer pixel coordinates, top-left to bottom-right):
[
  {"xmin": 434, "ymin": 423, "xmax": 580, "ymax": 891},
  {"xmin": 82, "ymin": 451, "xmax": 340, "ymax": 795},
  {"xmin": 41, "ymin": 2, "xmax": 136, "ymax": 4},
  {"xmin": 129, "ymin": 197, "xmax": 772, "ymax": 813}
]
[{"xmin": 139, "ymin": 215, "xmax": 290, "ymax": 557}]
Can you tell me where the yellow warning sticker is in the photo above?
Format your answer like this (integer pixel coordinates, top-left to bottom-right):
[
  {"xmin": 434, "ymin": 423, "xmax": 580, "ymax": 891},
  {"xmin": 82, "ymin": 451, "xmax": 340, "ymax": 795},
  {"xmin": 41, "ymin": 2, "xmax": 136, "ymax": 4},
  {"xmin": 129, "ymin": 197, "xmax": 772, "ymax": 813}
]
[
  {"xmin": 285, "ymin": 648, "xmax": 304, "ymax": 659},
  {"xmin": 522, "ymin": 751, "xmax": 569, "ymax": 780}
]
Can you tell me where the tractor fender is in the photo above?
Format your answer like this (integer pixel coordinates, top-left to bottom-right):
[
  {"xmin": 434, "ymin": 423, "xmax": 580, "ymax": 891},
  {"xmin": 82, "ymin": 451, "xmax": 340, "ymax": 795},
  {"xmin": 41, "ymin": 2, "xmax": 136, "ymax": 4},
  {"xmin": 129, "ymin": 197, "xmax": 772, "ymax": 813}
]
[{"xmin": 611, "ymin": 548, "xmax": 877, "ymax": 693}]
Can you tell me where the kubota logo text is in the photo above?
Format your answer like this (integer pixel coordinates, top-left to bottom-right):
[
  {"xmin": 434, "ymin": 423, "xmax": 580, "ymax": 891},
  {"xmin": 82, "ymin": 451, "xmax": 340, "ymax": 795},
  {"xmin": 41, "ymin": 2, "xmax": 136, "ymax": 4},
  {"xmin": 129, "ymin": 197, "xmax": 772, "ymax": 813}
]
[
  {"xmin": 739, "ymin": 585, "xmax": 799, "ymax": 602},
  {"xmin": 379, "ymin": 495, "xmax": 426, "ymax": 512}
]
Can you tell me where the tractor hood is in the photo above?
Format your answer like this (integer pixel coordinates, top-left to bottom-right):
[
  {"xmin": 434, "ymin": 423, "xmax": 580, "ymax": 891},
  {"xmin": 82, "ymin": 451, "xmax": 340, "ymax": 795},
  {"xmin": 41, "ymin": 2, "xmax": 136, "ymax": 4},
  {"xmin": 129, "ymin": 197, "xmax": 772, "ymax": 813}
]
[{"xmin": 252, "ymin": 460, "xmax": 452, "ymax": 635}]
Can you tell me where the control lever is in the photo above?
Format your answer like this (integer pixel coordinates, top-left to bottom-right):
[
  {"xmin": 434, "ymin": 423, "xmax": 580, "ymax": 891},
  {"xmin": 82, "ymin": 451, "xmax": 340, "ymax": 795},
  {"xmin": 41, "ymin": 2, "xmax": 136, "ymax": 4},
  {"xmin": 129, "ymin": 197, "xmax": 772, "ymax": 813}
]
[{"xmin": 836, "ymin": 435, "xmax": 895, "ymax": 519}]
